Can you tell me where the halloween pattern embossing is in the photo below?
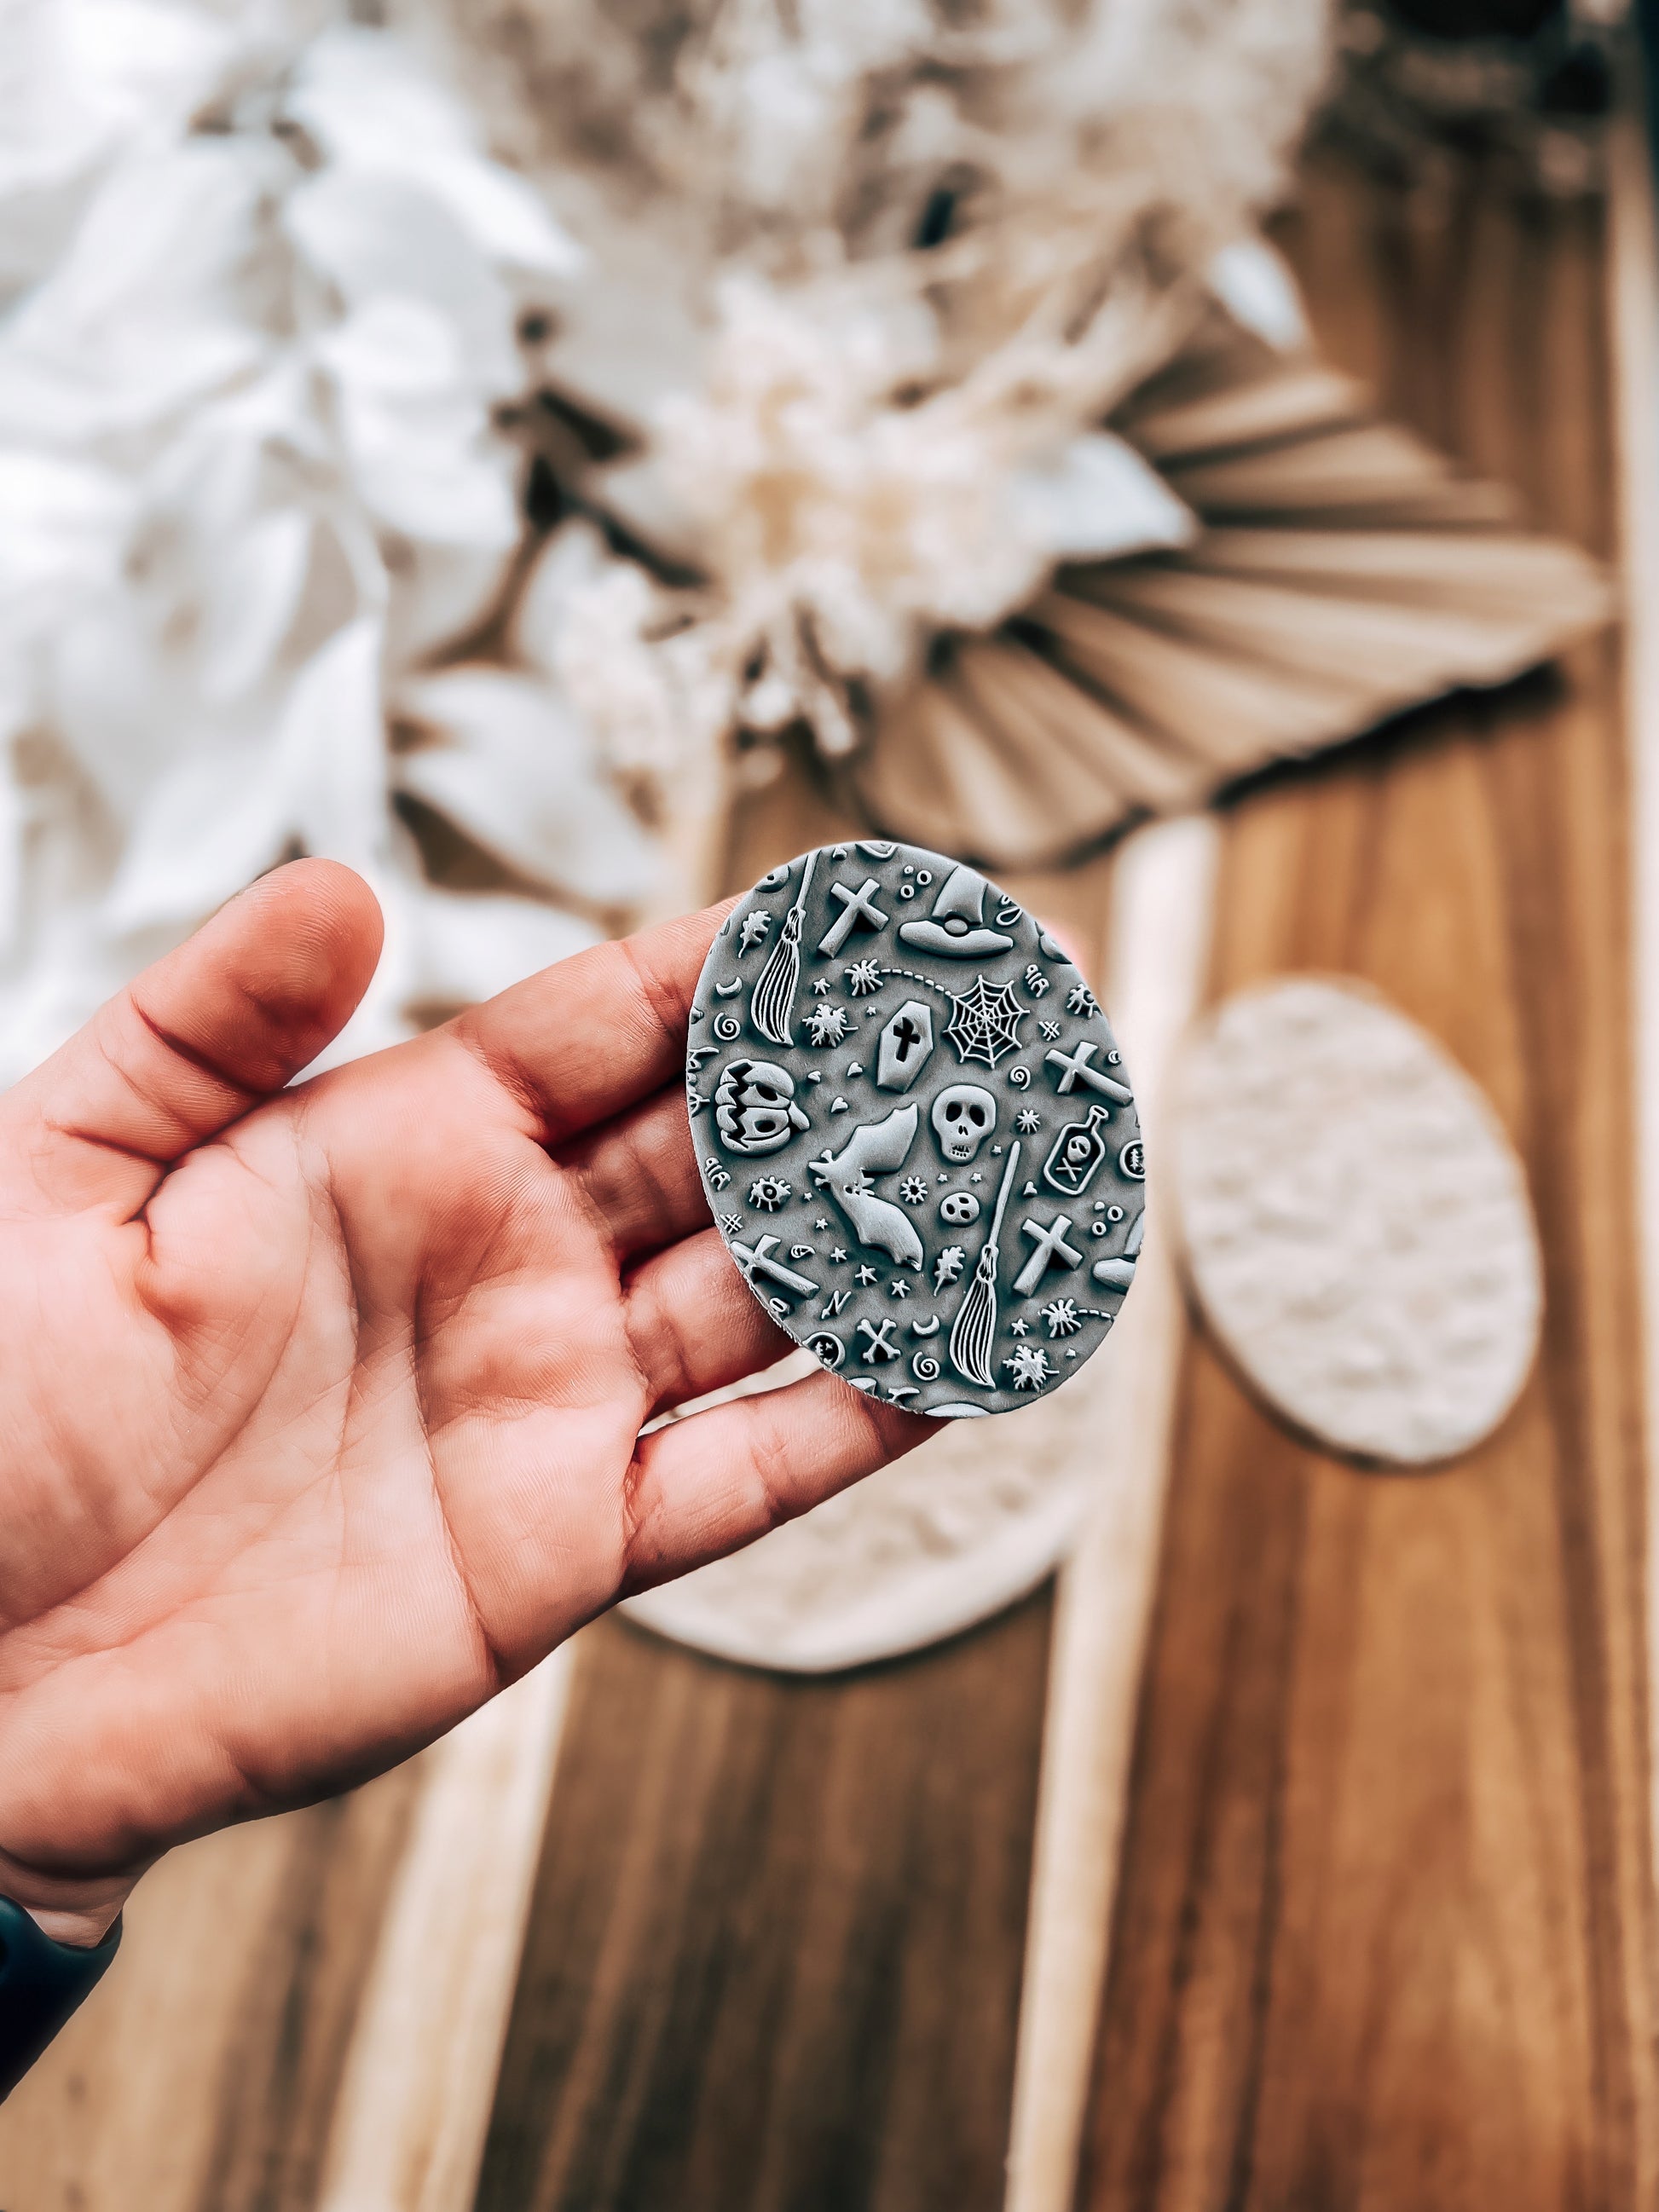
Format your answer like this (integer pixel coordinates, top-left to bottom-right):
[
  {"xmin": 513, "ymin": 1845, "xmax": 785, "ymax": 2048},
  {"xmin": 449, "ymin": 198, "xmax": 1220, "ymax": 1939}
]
[{"xmin": 689, "ymin": 839, "xmax": 1142, "ymax": 1414}]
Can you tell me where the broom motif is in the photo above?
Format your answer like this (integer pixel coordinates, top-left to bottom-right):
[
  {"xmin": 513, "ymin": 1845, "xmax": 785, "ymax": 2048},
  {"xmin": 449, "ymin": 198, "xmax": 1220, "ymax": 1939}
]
[
  {"xmin": 947, "ymin": 1139, "xmax": 1021, "ymax": 1389},
  {"xmin": 749, "ymin": 849, "xmax": 817, "ymax": 1046}
]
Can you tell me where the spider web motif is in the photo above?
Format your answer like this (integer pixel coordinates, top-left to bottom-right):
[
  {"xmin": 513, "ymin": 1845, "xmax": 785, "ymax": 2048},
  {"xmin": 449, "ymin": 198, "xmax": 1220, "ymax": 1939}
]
[{"xmin": 944, "ymin": 974, "xmax": 1025, "ymax": 1070}]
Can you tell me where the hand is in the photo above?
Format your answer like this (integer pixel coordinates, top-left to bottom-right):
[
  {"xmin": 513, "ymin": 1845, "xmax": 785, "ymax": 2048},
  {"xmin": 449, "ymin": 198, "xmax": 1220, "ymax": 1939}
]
[{"xmin": 0, "ymin": 863, "xmax": 921, "ymax": 1943}]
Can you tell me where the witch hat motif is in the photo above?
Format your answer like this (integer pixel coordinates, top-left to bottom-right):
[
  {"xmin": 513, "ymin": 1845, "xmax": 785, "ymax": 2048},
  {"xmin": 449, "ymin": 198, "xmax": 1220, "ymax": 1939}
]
[{"xmin": 896, "ymin": 863, "xmax": 1014, "ymax": 959}]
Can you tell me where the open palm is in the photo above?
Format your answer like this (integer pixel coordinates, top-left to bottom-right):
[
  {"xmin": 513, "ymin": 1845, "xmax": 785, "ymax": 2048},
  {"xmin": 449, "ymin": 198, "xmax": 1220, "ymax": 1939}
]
[{"xmin": 0, "ymin": 863, "xmax": 919, "ymax": 1942}]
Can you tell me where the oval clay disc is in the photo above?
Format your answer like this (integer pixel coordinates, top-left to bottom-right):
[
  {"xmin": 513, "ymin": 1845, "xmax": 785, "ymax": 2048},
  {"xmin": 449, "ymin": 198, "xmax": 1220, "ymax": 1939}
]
[
  {"xmin": 623, "ymin": 1337, "xmax": 1123, "ymax": 1672},
  {"xmin": 1170, "ymin": 976, "xmax": 1543, "ymax": 1465},
  {"xmin": 687, "ymin": 840, "xmax": 1143, "ymax": 1415}
]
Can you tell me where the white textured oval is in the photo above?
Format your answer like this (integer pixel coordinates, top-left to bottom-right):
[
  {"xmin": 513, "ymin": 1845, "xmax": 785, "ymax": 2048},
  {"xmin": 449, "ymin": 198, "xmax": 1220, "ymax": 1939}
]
[
  {"xmin": 1170, "ymin": 976, "xmax": 1542, "ymax": 1466},
  {"xmin": 621, "ymin": 1343, "xmax": 1118, "ymax": 1672}
]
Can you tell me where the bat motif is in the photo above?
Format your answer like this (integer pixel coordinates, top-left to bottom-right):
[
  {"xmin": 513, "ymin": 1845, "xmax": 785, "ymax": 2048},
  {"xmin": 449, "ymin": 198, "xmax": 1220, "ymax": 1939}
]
[{"xmin": 808, "ymin": 1106, "xmax": 925, "ymax": 1271}]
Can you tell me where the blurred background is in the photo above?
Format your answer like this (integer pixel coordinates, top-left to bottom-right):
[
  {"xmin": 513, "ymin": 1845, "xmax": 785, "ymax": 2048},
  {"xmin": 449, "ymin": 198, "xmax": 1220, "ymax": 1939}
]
[{"xmin": 2, "ymin": 1, "xmax": 1657, "ymax": 2207}]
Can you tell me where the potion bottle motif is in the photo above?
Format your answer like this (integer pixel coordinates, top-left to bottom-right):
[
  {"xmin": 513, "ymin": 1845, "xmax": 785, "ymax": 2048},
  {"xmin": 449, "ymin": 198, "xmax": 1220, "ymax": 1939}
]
[{"xmin": 1042, "ymin": 1100, "xmax": 1113, "ymax": 1198}]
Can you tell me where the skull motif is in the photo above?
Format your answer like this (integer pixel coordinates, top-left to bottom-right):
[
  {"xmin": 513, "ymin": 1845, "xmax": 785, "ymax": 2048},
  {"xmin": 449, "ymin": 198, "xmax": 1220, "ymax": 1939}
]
[
  {"xmin": 931, "ymin": 1083, "xmax": 997, "ymax": 1163},
  {"xmin": 714, "ymin": 1058, "xmax": 810, "ymax": 1156}
]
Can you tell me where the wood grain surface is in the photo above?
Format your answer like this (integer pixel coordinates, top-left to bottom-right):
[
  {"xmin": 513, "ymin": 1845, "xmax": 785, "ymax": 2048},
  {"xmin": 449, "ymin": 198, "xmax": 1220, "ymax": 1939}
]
[
  {"xmin": 1077, "ymin": 157, "xmax": 1658, "ymax": 2212},
  {"xmin": 1, "ymin": 142, "xmax": 1650, "ymax": 2212},
  {"xmin": 474, "ymin": 1595, "xmax": 1052, "ymax": 2212}
]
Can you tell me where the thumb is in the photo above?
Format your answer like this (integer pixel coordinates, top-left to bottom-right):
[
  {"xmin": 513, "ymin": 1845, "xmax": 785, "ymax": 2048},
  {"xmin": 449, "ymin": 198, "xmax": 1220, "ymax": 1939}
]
[{"xmin": 2, "ymin": 860, "xmax": 384, "ymax": 1215}]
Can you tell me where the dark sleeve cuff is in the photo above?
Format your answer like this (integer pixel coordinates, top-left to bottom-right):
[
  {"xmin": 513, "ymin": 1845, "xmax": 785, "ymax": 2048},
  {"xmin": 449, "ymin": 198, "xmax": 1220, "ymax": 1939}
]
[{"xmin": 0, "ymin": 1896, "xmax": 121, "ymax": 2102}]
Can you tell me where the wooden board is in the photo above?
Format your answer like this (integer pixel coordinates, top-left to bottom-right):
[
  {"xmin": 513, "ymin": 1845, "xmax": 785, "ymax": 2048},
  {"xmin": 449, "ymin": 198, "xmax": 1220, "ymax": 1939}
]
[
  {"xmin": 3, "ymin": 141, "xmax": 1651, "ymax": 2212},
  {"xmin": 1074, "ymin": 153, "xmax": 1659, "ymax": 2211},
  {"xmin": 474, "ymin": 1597, "xmax": 1052, "ymax": 2212}
]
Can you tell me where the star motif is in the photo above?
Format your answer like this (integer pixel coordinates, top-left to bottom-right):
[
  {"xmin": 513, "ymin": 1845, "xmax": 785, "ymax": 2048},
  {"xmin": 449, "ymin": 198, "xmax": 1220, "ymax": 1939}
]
[
  {"xmin": 855, "ymin": 1263, "xmax": 879, "ymax": 1286},
  {"xmin": 812, "ymin": 977, "xmax": 832, "ymax": 996},
  {"xmin": 830, "ymin": 1246, "xmax": 848, "ymax": 1263},
  {"xmin": 970, "ymin": 1170, "xmax": 983, "ymax": 1183},
  {"xmin": 889, "ymin": 1279, "xmax": 911, "ymax": 1298},
  {"xmin": 1009, "ymin": 1316, "xmax": 1030, "ymax": 1336},
  {"xmin": 814, "ymin": 1217, "xmax": 830, "ymax": 1230}
]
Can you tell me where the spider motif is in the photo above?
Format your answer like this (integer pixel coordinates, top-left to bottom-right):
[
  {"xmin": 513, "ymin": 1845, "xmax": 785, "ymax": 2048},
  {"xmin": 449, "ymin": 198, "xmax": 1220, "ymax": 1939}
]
[
  {"xmin": 806, "ymin": 1003, "xmax": 850, "ymax": 1048},
  {"xmin": 1014, "ymin": 1108, "xmax": 1043, "ymax": 1135},
  {"xmin": 899, "ymin": 1175, "xmax": 930, "ymax": 1205},
  {"xmin": 1043, "ymin": 1297, "xmax": 1083, "ymax": 1338},
  {"xmin": 1065, "ymin": 982, "xmax": 1098, "ymax": 1017},
  {"xmin": 846, "ymin": 957, "xmax": 883, "ymax": 996},
  {"xmin": 1005, "ymin": 1343, "xmax": 1053, "ymax": 1391},
  {"xmin": 747, "ymin": 1174, "xmax": 791, "ymax": 1211}
]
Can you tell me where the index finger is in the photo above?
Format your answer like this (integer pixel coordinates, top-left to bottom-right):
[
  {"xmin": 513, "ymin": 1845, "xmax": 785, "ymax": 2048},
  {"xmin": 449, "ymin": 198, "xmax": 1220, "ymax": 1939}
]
[{"xmin": 452, "ymin": 898, "xmax": 737, "ymax": 1144}]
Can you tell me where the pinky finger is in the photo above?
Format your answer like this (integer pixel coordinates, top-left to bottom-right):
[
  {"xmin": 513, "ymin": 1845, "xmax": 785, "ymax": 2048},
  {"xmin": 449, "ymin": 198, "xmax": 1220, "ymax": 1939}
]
[{"xmin": 619, "ymin": 1372, "xmax": 928, "ymax": 1596}]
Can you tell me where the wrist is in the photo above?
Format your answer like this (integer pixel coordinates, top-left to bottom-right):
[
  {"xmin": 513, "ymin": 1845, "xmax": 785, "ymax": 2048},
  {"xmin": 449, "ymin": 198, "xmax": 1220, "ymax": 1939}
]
[
  {"xmin": 0, "ymin": 1896, "xmax": 123, "ymax": 2101},
  {"xmin": 0, "ymin": 1858, "xmax": 142, "ymax": 1949}
]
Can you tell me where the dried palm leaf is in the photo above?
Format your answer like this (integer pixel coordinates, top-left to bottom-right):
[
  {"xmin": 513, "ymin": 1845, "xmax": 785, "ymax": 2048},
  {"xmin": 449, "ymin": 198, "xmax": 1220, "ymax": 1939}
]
[{"xmin": 853, "ymin": 329, "xmax": 1613, "ymax": 869}]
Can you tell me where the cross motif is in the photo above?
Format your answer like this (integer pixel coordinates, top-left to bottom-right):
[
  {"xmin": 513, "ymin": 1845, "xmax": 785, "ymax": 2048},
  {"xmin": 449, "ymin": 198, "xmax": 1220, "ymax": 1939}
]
[
  {"xmin": 1043, "ymin": 1039, "xmax": 1134, "ymax": 1102},
  {"xmin": 1012, "ymin": 1212, "xmax": 1084, "ymax": 1297},
  {"xmin": 857, "ymin": 1316, "xmax": 900, "ymax": 1362},
  {"xmin": 890, "ymin": 1013, "xmax": 922, "ymax": 1060},
  {"xmin": 818, "ymin": 877, "xmax": 889, "ymax": 957},
  {"xmin": 730, "ymin": 1234, "xmax": 820, "ymax": 1304}
]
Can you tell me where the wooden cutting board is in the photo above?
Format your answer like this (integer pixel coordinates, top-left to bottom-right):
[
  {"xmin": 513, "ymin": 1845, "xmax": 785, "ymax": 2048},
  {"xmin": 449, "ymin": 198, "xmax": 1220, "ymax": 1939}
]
[{"xmin": 2, "ymin": 141, "xmax": 1653, "ymax": 2212}]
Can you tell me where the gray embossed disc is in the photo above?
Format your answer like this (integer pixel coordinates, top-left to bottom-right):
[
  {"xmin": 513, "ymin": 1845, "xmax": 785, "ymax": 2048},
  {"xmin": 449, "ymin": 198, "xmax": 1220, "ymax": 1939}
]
[{"xmin": 689, "ymin": 840, "xmax": 1142, "ymax": 1415}]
